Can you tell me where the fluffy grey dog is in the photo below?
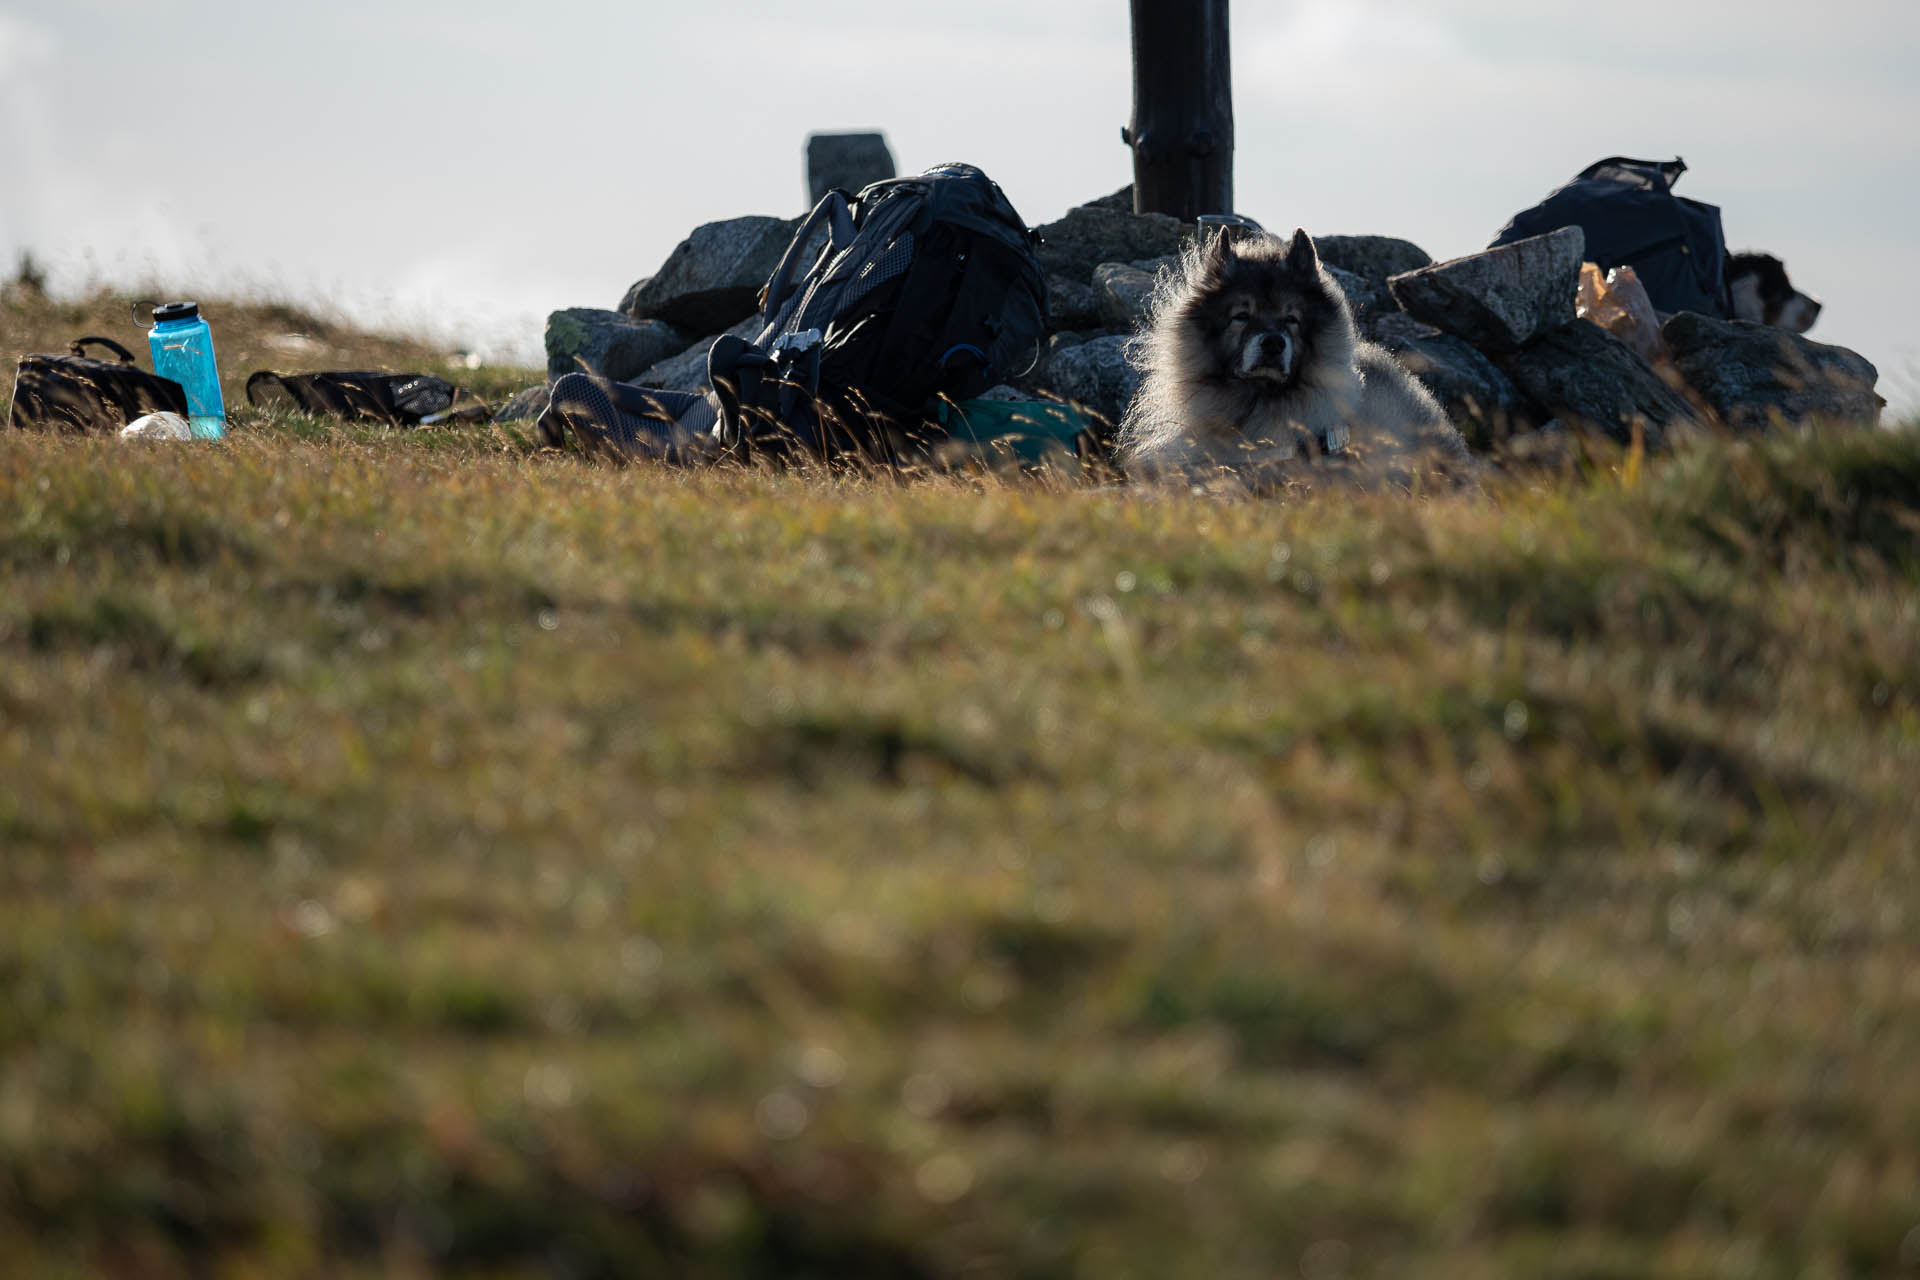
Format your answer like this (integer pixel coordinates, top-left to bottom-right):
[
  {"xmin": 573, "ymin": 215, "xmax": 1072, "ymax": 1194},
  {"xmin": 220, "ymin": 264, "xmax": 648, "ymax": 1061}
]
[{"xmin": 1120, "ymin": 227, "xmax": 1473, "ymax": 491}]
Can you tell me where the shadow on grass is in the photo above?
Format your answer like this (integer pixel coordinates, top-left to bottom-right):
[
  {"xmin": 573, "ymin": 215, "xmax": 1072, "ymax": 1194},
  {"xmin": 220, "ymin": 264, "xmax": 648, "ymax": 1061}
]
[
  {"xmin": 741, "ymin": 713, "xmax": 1025, "ymax": 789},
  {"xmin": 5, "ymin": 509, "xmax": 257, "ymax": 571},
  {"xmin": 23, "ymin": 596, "xmax": 265, "ymax": 687}
]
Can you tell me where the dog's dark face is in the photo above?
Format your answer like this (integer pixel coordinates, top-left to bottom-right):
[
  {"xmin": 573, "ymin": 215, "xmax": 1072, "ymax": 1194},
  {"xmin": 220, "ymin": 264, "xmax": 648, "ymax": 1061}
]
[
  {"xmin": 1173, "ymin": 228, "xmax": 1347, "ymax": 395},
  {"xmin": 1726, "ymin": 252, "xmax": 1821, "ymax": 333}
]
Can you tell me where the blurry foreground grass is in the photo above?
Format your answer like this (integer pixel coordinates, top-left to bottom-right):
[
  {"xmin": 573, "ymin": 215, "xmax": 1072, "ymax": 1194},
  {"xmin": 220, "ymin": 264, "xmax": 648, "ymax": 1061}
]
[{"xmin": 3, "ymin": 296, "xmax": 1920, "ymax": 1277}]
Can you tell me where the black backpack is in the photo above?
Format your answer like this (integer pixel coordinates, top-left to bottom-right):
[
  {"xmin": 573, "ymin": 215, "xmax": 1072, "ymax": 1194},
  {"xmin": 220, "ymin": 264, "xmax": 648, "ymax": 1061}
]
[
  {"xmin": 1490, "ymin": 157, "xmax": 1731, "ymax": 318},
  {"xmin": 8, "ymin": 336, "xmax": 189, "ymax": 433},
  {"xmin": 708, "ymin": 162, "xmax": 1048, "ymax": 464}
]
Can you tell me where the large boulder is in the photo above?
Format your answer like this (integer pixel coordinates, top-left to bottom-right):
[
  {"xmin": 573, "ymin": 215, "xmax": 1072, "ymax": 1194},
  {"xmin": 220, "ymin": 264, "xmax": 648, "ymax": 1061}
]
[
  {"xmin": 544, "ymin": 309, "xmax": 686, "ymax": 382},
  {"xmin": 1316, "ymin": 235, "xmax": 1431, "ymax": 283},
  {"xmin": 806, "ymin": 131, "xmax": 894, "ymax": 204},
  {"xmin": 631, "ymin": 315, "xmax": 765, "ymax": 394},
  {"xmin": 1496, "ymin": 320, "xmax": 1696, "ymax": 448},
  {"xmin": 1662, "ymin": 311, "xmax": 1881, "ymax": 432},
  {"xmin": 1093, "ymin": 262, "xmax": 1158, "ymax": 332},
  {"xmin": 1038, "ymin": 333, "xmax": 1141, "ymax": 424},
  {"xmin": 1035, "ymin": 203, "xmax": 1188, "ymax": 284},
  {"xmin": 1388, "ymin": 227, "xmax": 1585, "ymax": 353},
  {"xmin": 620, "ymin": 216, "xmax": 800, "ymax": 335},
  {"xmin": 1372, "ymin": 313, "xmax": 1534, "ymax": 451}
]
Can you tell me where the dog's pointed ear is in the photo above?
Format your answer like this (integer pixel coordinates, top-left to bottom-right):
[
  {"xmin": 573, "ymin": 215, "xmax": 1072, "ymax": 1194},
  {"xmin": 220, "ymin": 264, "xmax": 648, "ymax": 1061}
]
[
  {"xmin": 1286, "ymin": 228, "xmax": 1319, "ymax": 273},
  {"xmin": 1202, "ymin": 225, "xmax": 1236, "ymax": 269}
]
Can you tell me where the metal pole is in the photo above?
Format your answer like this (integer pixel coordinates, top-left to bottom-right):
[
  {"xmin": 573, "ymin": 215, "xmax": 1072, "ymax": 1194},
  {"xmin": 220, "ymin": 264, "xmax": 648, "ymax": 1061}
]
[{"xmin": 1124, "ymin": 0, "xmax": 1234, "ymax": 220}]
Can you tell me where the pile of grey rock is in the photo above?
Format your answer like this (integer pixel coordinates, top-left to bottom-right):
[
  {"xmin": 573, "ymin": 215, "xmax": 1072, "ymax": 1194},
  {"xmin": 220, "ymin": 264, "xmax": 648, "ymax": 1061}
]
[
  {"xmin": 1377, "ymin": 223, "xmax": 1881, "ymax": 447},
  {"xmin": 520, "ymin": 180, "xmax": 1884, "ymax": 450}
]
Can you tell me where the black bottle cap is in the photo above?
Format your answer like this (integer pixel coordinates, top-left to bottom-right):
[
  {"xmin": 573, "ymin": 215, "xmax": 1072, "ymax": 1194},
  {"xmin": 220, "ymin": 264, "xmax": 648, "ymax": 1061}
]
[{"xmin": 152, "ymin": 301, "xmax": 201, "ymax": 324}]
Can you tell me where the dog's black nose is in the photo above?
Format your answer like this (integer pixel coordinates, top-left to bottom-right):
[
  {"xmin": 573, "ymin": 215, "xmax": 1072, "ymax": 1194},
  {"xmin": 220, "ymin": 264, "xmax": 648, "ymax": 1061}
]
[
  {"xmin": 1235, "ymin": 329, "xmax": 1299, "ymax": 386},
  {"xmin": 1249, "ymin": 330, "xmax": 1292, "ymax": 368}
]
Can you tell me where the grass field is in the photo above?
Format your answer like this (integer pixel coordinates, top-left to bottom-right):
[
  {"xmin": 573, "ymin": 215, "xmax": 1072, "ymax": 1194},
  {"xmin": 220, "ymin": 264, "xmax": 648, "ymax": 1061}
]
[{"xmin": 4, "ymin": 291, "xmax": 1920, "ymax": 1277}]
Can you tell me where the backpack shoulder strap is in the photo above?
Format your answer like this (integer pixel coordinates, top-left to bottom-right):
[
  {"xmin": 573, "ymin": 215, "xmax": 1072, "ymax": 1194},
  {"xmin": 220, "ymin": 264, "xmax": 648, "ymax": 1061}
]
[
  {"xmin": 783, "ymin": 185, "xmax": 928, "ymax": 337},
  {"xmin": 763, "ymin": 190, "xmax": 858, "ymax": 323}
]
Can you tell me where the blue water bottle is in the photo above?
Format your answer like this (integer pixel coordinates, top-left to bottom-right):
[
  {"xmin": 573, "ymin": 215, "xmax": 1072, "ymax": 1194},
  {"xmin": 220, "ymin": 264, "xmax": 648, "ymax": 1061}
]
[{"xmin": 147, "ymin": 301, "xmax": 226, "ymax": 439}]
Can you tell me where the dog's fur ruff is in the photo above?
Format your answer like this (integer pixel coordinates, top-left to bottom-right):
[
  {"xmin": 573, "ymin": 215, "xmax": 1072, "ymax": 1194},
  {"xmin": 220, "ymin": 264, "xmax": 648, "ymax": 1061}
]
[
  {"xmin": 1726, "ymin": 251, "xmax": 1821, "ymax": 333},
  {"xmin": 1120, "ymin": 227, "xmax": 1473, "ymax": 492}
]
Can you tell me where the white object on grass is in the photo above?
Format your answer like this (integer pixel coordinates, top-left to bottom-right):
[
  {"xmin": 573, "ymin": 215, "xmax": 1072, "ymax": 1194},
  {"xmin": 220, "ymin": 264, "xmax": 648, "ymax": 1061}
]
[{"xmin": 121, "ymin": 412, "xmax": 195, "ymax": 440}]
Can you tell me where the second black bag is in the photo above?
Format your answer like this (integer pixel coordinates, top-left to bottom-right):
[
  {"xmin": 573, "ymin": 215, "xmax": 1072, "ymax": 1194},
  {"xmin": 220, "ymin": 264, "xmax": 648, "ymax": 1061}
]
[
  {"xmin": 1489, "ymin": 156, "xmax": 1731, "ymax": 319},
  {"xmin": 245, "ymin": 370, "xmax": 484, "ymax": 426}
]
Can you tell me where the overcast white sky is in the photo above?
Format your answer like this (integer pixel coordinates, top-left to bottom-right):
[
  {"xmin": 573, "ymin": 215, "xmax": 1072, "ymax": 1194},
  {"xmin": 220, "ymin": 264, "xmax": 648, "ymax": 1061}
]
[{"xmin": 3, "ymin": 0, "xmax": 1915, "ymax": 410}]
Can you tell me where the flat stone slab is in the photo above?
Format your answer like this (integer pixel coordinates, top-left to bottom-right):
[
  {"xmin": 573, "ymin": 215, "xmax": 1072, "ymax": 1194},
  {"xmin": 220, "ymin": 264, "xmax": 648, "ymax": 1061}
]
[{"xmin": 1389, "ymin": 227, "xmax": 1585, "ymax": 353}]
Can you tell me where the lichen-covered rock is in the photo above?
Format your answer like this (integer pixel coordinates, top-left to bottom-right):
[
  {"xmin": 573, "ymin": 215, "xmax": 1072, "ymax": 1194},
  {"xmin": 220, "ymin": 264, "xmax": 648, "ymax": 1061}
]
[
  {"xmin": 620, "ymin": 216, "xmax": 799, "ymax": 335},
  {"xmin": 1662, "ymin": 311, "xmax": 1881, "ymax": 432},
  {"xmin": 544, "ymin": 309, "xmax": 686, "ymax": 382},
  {"xmin": 631, "ymin": 316, "xmax": 764, "ymax": 394},
  {"xmin": 1372, "ymin": 313, "xmax": 1534, "ymax": 450},
  {"xmin": 1034, "ymin": 204, "xmax": 1188, "ymax": 285},
  {"xmin": 1327, "ymin": 265, "xmax": 1396, "ymax": 326},
  {"xmin": 1389, "ymin": 227, "xmax": 1585, "ymax": 353},
  {"xmin": 1038, "ymin": 334, "xmax": 1140, "ymax": 424},
  {"xmin": 1094, "ymin": 262, "xmax": 1158, "ymax": 332},
  {"xmin": 1047, "ymin": 275, "xmax": 1101, "ymax": 331},
  {"xmin": 805, "ymin": 132, "xmax": 894, "ymax": 204},
  {"xmin": 1497, "ymin": 320, "xmax": 1695, "ymax": 448},
  {"xmin": 615, "ymin": 276, "xmax": 652, "ymax": 315}
]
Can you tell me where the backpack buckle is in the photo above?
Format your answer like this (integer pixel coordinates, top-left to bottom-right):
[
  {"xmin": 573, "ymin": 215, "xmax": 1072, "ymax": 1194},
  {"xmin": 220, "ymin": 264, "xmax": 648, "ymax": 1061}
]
[{"xmin": 770, "ymin": 328, "xmax": 823, "ymax": 362}]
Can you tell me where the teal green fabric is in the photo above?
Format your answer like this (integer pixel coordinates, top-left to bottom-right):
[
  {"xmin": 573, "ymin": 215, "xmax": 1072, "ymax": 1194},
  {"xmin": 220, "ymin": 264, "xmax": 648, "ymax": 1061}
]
[{"xmin": 939, "ymin": 398, "xmax": 1093, "ymax": 463}]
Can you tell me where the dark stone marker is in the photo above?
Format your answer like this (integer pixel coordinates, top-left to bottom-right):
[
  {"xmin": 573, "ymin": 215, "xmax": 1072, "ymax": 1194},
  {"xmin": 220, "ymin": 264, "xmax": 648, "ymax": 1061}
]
[{"xmin": 806, "ymin": 132, "xmax": 896, "ymax": 205}]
